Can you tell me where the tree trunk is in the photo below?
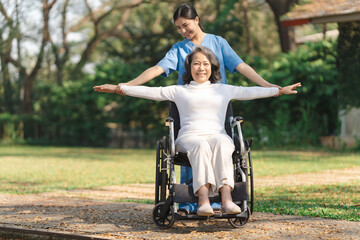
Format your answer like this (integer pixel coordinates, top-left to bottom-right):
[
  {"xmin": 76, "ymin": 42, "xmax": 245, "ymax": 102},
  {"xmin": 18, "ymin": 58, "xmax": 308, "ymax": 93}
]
[
  {"xmin": 266, "ymin": 0, "xmax": 298, "ymax": 52},
  {"xmin": 0, "ymin": 52, "xmax": 14, "ymax": 114},
  {"xmin": 51, "ymin": 0, "xmax": 69, "ymax": 85},
  {"xmin": 23, "ymin": 0, "xmax": 56, "ymax": 114},
  {"xmin": 337, "ymin": 21, "xmax": 360, "ymax": 108},
  {"xmin": 0, "ymin": 2, "xmax": 15, "ymax": 113},
  {"xmin": 15, "ymin": 0, "xmax": 25, "ymax": 113},
  {"xmin": 242, "ymin": 0, "xmax": 253, "ymax": 55}
]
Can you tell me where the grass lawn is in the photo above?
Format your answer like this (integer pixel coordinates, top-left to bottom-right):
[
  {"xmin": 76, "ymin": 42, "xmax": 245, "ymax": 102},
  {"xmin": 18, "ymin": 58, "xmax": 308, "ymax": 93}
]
[
  {"xmin": 0, "ymin": 146, "xmax": 156, "ymax": 193},
  {"xmin": 255, "ymin": 184, "xmax": 359, "ymax": 221},
  {"xmin": 0, "ymin": 146, "xmax": 359, "ymax": 221}
]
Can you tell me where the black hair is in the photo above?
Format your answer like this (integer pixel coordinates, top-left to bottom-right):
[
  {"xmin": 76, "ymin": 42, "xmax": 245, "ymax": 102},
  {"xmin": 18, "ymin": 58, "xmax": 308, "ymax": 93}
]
[
  {"xmin": 182, "ymin": 46, "xmax": 221, "ymax": 84},
  {"xmin": 173, "ymin": 3, "xmax": 204, "ymax": 31}
]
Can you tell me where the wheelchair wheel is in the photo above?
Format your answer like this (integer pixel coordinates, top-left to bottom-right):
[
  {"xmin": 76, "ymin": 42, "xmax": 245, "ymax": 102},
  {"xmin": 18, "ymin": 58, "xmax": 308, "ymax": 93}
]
[
  {"xmin": 155, "ymin": 137, "xmax": 169, "ymax": 204},
  {"xmin": 155, "ymin": 140, "xmax": 161, "ymax": 204},
  {"xmin": 234, "ymin": 138, "xmax": 254, "ymax": 215},
  {"xmin": 152, "ymin": 202, "xmax": 175, "ymax": 229},
  {"xmin": 245, "ymin": 139, "xmax": 254, "ymax": 214},
  {"xmin": 227, "ymin": 209, "xmax": 250, "ymax": 228}
]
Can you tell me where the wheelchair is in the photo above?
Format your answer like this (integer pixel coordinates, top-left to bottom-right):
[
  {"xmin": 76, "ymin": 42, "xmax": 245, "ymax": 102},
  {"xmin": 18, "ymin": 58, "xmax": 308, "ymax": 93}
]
[{"xmin": 153, "ymin": 102, "xmax": 254, "ymax": 229}]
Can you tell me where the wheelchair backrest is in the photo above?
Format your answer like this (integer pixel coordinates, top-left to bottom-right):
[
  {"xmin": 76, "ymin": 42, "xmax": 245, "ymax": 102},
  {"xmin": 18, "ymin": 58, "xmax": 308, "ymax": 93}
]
[{"xmin": 168, "ymin": 101, "xmax": 233, "ymax": 140}]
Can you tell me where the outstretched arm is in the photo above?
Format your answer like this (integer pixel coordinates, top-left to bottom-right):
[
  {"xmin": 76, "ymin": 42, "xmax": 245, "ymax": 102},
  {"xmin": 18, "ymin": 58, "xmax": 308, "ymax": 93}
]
[
  {"xmin": 93, "ymin": 84, "xmax": 177, "ymax": 102},
  {"xmin": 236, "ymin": 62, "xmax": 280, "ymax": 88},
  {"xmin": 229, "ymin": 82, "xmax": 301, "ymax": 101},
  {"xmin": 116, "ymin": 65, "xmax": 165, "ymax": 95},
  {"xmin": 123, "ymin": 65, "xmax": 164, "ymax": 86}
]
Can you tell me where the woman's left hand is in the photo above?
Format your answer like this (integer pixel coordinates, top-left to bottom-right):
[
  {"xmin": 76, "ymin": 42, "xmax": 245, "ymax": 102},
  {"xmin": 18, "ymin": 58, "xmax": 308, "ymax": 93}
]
[{"xmin": 93, "ymin": 84, "xmax": 118, "ymax": 93}]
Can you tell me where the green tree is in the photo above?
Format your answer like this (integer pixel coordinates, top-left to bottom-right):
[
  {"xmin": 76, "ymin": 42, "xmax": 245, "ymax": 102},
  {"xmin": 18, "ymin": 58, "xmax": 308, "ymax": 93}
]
[{"xmin": 265, "ymin": 0, "xmax": 299, "ymax": 52}]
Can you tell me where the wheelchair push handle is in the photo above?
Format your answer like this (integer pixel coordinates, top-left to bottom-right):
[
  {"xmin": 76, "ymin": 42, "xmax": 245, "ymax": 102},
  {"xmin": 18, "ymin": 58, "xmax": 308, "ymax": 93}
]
[
  {"xmin": 230, "ymin": 116, "xmax": 247, "ymax": 156},
  {"xmin": 232, "ymin": 116, "xmax": 243, "ymax": 124},
  {"xmin": 165, "ymin": 117, "xmax": 174, "ymax": 126}
]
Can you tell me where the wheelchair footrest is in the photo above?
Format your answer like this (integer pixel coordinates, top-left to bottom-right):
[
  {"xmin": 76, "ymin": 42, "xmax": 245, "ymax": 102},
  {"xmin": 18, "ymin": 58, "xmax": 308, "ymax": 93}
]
[
  {"xmin": 173, "ymin": 182, "xmax": 248, "ymax": 203},
  {"xmin": 174, "ymin": 210, "xmax": 249, "ymax": 220}
]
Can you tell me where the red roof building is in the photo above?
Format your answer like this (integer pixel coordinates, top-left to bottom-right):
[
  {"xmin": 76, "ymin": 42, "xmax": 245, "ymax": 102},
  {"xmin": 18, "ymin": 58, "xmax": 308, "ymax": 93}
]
[{"xmin": 281, "ymin": 0, "xmax": 360, "ymax": 27}]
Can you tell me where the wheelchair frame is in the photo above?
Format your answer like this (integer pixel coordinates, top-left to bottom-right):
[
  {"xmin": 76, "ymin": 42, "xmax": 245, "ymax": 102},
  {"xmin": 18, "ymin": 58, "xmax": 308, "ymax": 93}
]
[{"xmin": 153, "ymin": 103, "xmax": 254, "ymax": 229}]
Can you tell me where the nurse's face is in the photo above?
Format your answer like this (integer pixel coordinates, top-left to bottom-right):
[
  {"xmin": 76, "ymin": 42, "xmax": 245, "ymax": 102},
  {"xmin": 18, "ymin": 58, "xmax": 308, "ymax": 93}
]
[
  {"xmin": 190, "ymin": 52, "xmax": 211, "ymax": 84},
  {"xmin": 174, "ymin": 17, "xmax": 200, "ymax": 40}
]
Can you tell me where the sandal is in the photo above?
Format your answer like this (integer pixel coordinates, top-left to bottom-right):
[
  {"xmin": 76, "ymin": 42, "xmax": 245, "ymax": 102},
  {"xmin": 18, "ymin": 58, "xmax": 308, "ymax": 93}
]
[
  {"xmin": 176, "ymin": 208, "xmax": 190, "ymax": 217},
  {"xmin": 213, "ymin": 208, "xmax": 222, "ymax": 215}
]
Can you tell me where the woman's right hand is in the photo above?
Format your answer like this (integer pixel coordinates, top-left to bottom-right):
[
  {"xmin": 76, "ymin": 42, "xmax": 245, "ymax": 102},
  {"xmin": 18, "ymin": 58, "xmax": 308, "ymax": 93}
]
[
  {"xmin": 279, "ymin": 82, "xmax": 302, "ymax": 95},
  {"xmin": 93, "ymin": 84, "xmax": 119, "ymax": 93}
]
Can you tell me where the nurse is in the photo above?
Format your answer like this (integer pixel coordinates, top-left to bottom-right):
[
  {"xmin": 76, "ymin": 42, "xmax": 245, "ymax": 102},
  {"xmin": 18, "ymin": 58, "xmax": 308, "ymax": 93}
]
[
  {"xmin": 117, "ymin": 3, "xmax": 279, "ymax": 214},
  {"xmin": 117, "ymin": 3, "xmax": 278, "ymax": 88}
]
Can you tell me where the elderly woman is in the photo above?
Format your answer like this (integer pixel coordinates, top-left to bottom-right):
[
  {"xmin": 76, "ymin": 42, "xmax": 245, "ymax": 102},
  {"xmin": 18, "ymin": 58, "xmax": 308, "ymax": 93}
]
[{"xmin": 93, "ymin": 46, "xmax": 301, "ymax": 216}]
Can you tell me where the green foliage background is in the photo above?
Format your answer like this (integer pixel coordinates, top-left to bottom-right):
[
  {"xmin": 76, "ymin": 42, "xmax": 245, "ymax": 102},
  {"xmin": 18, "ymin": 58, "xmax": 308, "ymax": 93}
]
[
  {"xmin": 230, "ymin": 40, "xmax": 338, "ymax": 147},
  {"xmin": 1, "ymin": 1, "xmax": 356, "ymax": 148},
  {"xmin": 0, "ymin": 40, "xmax": 339, "ymax": 147}
]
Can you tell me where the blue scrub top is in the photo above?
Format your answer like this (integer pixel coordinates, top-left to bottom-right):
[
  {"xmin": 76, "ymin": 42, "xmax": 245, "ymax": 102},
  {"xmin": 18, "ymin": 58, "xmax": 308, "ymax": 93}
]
[{"xmin": 157, "ymin": 34, "xmax": 243, "ymax": 85}]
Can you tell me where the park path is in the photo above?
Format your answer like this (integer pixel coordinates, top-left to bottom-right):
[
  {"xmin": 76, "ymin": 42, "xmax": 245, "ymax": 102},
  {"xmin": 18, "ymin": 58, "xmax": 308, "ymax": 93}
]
[
  {"xmin": 0, "ymin": 167, "xmax": 359, "ymax": 239},
  {"xmin": 35, "ymin": 166, "xmax": 360, "ymax": 201}
]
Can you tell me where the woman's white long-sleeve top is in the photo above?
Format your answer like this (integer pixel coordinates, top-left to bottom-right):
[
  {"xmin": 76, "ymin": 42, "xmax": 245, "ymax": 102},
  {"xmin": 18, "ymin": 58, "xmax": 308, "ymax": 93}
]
[{"xmin": 121, "ymin": 81, "xmax": 278, "ymax": 138}]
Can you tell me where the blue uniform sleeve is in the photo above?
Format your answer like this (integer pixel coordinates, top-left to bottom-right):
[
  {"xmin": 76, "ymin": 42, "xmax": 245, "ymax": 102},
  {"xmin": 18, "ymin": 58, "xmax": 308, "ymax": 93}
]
[
  {"xmin": 156, "ymin": 45, "xmax": 179, "ymax": 78},
  {"xmin": 219, "ymin": 37, "xmax": 243, "ymax": 73}
]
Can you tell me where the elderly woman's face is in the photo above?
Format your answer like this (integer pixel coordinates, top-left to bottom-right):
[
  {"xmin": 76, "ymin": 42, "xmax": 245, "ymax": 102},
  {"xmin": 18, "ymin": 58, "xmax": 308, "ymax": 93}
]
[{"xmin": 191, "ymin": 52, "xmax": 211, "ymax": 84}]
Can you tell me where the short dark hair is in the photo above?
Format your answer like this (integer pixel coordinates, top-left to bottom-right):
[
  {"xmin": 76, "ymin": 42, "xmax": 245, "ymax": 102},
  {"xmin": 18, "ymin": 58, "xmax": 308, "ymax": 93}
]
[
  {"xmin": 182, "ymin": 46, "xmax": 222, "ymax": 85},
  {"xmin": 173, "ymin": 3, "xmax": 204, "ymax": 31}
]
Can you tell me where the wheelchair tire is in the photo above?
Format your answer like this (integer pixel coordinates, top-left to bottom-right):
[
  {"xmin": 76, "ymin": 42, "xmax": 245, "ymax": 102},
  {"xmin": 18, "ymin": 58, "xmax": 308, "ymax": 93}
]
[
  {"xmin": 227, "ymin": 209, "xmax": 250, "ymax": 228},
  {"xmin": 155, "ymin": 140, "xmax": 161, "ymax": 204},
  {"xmin": 245, "ymin": 139, "xmax": 254, "ymax": 215},
  {"xmin": 155, "ymin": 137, "xmax": 169, "ymax": 204},
  {"xmin": 152, "ymin": 202, "xmax": 175, "ymax": 229},
  {"xmin": 159, "ymin": 136, "xmax": 168, "ymax": 202}
]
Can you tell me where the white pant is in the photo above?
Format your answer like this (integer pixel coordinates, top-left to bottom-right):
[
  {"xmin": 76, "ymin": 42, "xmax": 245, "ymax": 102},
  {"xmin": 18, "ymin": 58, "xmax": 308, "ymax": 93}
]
[{"xmin": 175, "ymin": 134, "xmax": 235, "ymax": 197}]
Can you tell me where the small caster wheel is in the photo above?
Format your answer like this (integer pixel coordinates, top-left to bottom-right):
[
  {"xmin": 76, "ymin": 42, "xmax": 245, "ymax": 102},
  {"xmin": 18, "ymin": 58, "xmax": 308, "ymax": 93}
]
[
  {"xmin": 152, "ymin": 202, "xmax": 175, "ymax": 229},
  {"xmin": 228, "ymin": 209, "xmax": 250, "ymax": 228}
]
